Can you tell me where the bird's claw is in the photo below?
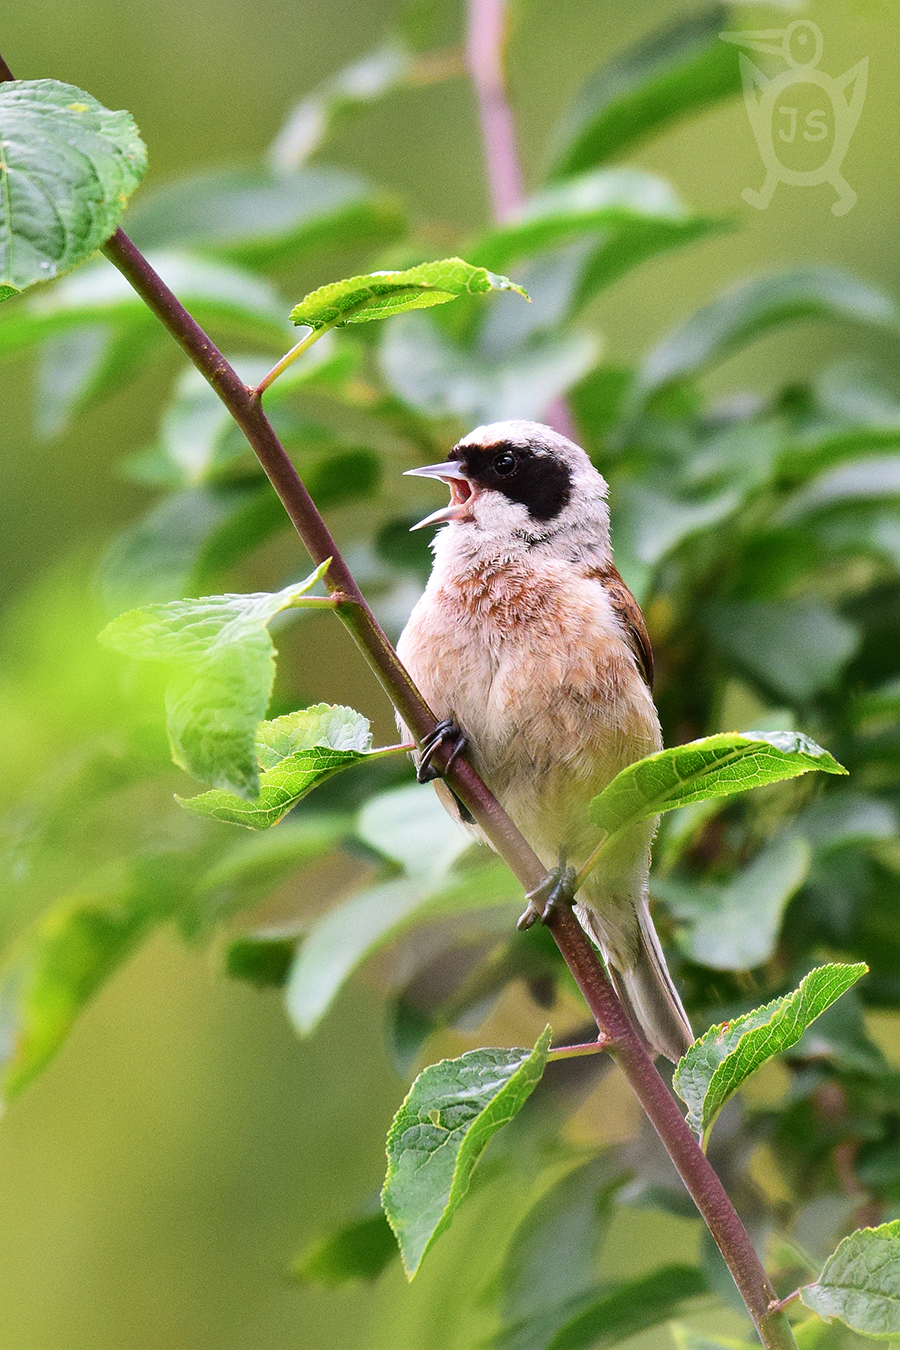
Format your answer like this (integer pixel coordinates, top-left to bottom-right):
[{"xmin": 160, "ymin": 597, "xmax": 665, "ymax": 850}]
[
  {"xmin": 516, "ymin": 863, "xmax": 577, "ymax": 930},
  {"xmin": 416, "ymin": 718, "xmax": 468, "ymax": 784}
]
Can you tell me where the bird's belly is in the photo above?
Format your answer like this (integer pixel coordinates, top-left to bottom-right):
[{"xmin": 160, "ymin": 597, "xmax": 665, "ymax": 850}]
[{"xmin": 397, "ymin": 574, "xmax": 661, "ymax": 866}]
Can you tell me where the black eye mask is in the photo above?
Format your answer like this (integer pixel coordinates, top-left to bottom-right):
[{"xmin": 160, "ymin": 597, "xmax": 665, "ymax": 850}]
[{"xmin": 459, "ymin": 442, "xmax": 572, "ymax": 522}]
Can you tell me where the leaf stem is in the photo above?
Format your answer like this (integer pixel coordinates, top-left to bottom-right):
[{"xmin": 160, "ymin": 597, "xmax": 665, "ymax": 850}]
[
  {"xmin": 769, "ymin": 1290, "xmax": 802, "ymax": 1314},
  {"xmin": 253, "ymin": 325, "xmax": 325, "ymax": 398},
  {"xmin": 99, "ymin": 227, "xmax": 796, "ymax": 1349},
  {"xmin": 547, "ymin": 1036, "xmax": 613, "ymax": 1060}
]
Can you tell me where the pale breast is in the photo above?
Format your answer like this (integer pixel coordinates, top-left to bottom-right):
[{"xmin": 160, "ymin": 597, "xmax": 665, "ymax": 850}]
[{"xmin": 397, "ymin": 557, "xmax": 661, "ymax": 863}]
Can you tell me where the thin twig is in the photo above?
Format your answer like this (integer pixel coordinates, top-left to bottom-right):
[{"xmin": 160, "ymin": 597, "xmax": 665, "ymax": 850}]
[{"xmin": 548, "ymin": 1036, "xmax": 614, "ymax": 1060}]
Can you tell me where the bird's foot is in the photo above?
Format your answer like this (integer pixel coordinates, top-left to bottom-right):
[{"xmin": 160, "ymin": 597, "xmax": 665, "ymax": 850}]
[
  {"xmin": 416, "ymin": 718, "xmax": 468, "ymax": 784},
  {"xmin": 517, "ymin": 863, "xmax": 577, "ymax": 931}
]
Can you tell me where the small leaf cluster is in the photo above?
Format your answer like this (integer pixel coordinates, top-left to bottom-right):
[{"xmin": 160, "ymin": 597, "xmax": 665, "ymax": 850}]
[{"xmin": 2, "ymin": 4, "xmax": 900, "ymax": 1348}]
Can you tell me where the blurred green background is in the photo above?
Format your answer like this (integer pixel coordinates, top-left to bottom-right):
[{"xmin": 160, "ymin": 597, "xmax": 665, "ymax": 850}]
[{"xmin": 2, "ymin": 2, "xmax": 899, "ymax": 1347}]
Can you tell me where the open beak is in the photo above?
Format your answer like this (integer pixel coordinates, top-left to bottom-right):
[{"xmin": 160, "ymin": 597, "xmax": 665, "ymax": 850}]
[{"xmin": 404, "ymin": 460, "xmax": 476, "ymax": 531}]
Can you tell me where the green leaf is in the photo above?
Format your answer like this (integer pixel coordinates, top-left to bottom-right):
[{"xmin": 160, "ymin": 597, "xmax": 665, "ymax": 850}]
[
  {"xmin": 800, "ymin": 1221, "xmax": 900, "ymax": 1338},
  {"xmin": 290, "ymin": 257, "xmax": 527, "ymax": 329},
  {"xmin": 98, "ymin": 565, "xmax": 330, "ymax": 797},
  {"xmin": 126, "ymin": 165, "xmax": 404, "ymax": 266},
  {"xmin": 0, "ymin": 79, "xmax": 146, "ymax": 298},
  {"xmin": 0, "ymin": 862, "xmax": 180, "ymax": 1100},
  {"xmin": 632, "ymin": 268, "xmax": 900, "ymax": 408},
  {"xmin": 0, "ymin": 251, "xmax": 292, "ymax": 357},
  {"xmin": 116, "ymin": 345, "xmax": 354, "ymax": 492},
  {"xmin": 780, "ymin": 457, "xmax": 900, "ymax": 523},
  {"xmin": 612, "ymin": 482, "xmax": 741, "ymax": 587},
  {"xmin": 179, "ymin": 703, "xmax": 386, "ymax": 828},
  {"xmin": 589, "ymin": 731, "xmax": 847, "ymax": 843},
  {"xmin": 468, "ymin": 169, "xmax": 725, "ymax": 305},
  {"xmin": 381, "ymin": 1027, "xmax": 551, "ymax": 1278},
  {"xmin": 269, "ymin": 40, "xmax": 413, "ymax": 170},
  {"xmin": 97, "ymin": 484, "xmax": 264, "ymax": 611},
  {"xmin": 223, "ymin": 932, "xmax": 298, "ymax": 988},
  {"xmin": 493, "ymin": 1265, "xmax": 708, "ymax": 1350},
  {"xmin": 33, "ymin": 322, "xmax": 158, "ymax": 437},
  {"xmin": 282, "ymin": 853, "xmax": 518, "ymax": 1031},
  {"xmin": 707, "ymin": 600, "xmax": 860, "ymax": 702},
  {"xmin": 355, "ymin": 781, "xmax": 476, "ymax": 880},
  {"xmin": 285, "ymin": 786, "xmax": 519, "ymax": 1035},
  {"xmin": 661, "ymin": 833, "xmax": 811, "ymax": 970},
  {"xmin": 673, "ymin": 962, "xmax": 868, "ymax": 1145},
  {"xmin": 548, "ymin": 5, "xmax": 741, "ymax": 179},
  {"xmin": 500, "ymin": 1158, "xmax": 621, "ymax": 1324},
  {"xmin": 380, "ymin": 311, "xmax": 599, "ymax": 426},
  {"xmin": 292, "ymin": 1211, "xmax": 398, "ymax": 1286}
]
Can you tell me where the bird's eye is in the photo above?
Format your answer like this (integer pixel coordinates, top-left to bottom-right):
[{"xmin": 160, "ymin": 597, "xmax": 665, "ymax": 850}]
[{"xmin": 492, "ymin": 451, "xmax": 517, "ymax": 476}]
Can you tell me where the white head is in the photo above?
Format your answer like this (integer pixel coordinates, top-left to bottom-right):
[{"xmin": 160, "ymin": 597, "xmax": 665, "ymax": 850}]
[{"xmin": 406, "ymin": 420, "xmax": 612, "ymax": 567}]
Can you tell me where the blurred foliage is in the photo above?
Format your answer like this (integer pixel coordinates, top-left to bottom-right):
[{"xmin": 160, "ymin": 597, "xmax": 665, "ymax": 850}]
[{"xmin": 2, "ymin": 3, "xmax": 900, "ymax": 1348}]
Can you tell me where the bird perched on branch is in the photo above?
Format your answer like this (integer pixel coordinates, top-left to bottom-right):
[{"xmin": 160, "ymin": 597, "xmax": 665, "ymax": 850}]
[{"xmin": 396, "ymin": 419, "xmax": 692, "ymax": 1062}]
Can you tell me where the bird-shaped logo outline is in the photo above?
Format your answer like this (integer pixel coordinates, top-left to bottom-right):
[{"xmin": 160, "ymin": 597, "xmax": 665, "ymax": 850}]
[{"xmin": 720, "ymin": 20, "xmax": 868, "ymax": 216}]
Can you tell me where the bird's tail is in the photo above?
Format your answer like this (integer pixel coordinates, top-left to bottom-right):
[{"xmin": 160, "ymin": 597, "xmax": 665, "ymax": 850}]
[{"xmin": 578, "ymin": 897, "xmax": 693, "ymax": 1063}]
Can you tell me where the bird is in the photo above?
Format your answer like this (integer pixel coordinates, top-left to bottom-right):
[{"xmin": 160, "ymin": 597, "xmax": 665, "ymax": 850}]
[{"xmin": 396, "ymin": 419, "xmax": 692, "ymax": 1062}]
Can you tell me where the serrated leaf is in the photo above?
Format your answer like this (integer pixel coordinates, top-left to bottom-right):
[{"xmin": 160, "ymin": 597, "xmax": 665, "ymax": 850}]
[
  {"xmin": 180, "ymin": 703, "xmax": 384, "ymax": 828},
  {"xmin": 0, "ymin": 79, "xmax": 146, "ymax": 297},
  {"xmin": 380, "ymin": 311, "xmax": 599, "ymax": 426},
  {"xmin": 292, "ymin": 1211, "xmax": 398, "ymax": 1286},
  {"xmin": 800, "ymin": 1221, "xmax": 900, "ymax": 1338},
  {"xmin": 0, "ymin": 250, "xmax": 292, "ymax": 356},
  {"xmin": 548, "ymin": 5, "xmax": 741, "ymax": 179},
  {"xmin": 673, "ymin": 963, "xmax": 868, "ymax": 1146},
  {"xmin": 469, "ymin": 169, "xmax": 725, "ymax": 309},
  {"xmin": 493, "ymin": 1264, "xmax": 708, "ymax": 1350},
  {"xmin": 269, "ymin": 40, "xmax": 413, "ymax": 170},
  {"xmin": 632, "ymin": 268, "xmax": 900, "ymax": 409},
  {"xmin": 98, "ymin": 565, "xmax": 330, "ymax": 796},
  {"xmin": 126, "ymin": 164, "xmax": 404, "ymax": 265},
  {"xmin": 589, "ymin": 731, "xmax": 847, "ymax": 845},
  {"xmin": 291, "ymin": 257, "xmax": 527, "ymax": 329},
  {"xmin": 381, "ymin": 1028, "xmax": 551, "ymax": 1278}
]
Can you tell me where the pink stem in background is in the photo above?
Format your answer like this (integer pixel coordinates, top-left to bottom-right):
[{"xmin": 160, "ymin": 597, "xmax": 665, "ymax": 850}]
[
  {"xmin": 465, "ymin": 0, "xmax": 526, "ymax": 221},
  {"xmin": 464, "ymin": 0, "xmax": 577, "ymax": 440}
]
